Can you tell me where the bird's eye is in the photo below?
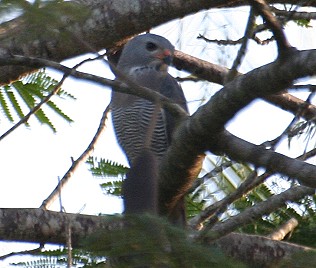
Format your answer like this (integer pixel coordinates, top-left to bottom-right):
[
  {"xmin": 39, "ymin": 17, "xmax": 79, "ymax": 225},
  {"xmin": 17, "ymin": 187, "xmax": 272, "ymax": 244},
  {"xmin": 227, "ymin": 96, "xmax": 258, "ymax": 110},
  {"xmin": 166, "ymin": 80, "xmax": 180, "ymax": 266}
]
[{"xmin": 146, "ymin": 42, "xmax": 158, "ymax": 51}]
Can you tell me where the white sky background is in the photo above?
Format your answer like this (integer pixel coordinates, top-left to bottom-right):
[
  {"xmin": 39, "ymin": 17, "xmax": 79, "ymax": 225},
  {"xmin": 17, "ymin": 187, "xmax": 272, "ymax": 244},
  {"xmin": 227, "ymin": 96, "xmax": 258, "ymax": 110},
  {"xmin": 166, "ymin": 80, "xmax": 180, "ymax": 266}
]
[{"xmin": 1, "ymin": 6, "xmax": 316, "ymax": 266}]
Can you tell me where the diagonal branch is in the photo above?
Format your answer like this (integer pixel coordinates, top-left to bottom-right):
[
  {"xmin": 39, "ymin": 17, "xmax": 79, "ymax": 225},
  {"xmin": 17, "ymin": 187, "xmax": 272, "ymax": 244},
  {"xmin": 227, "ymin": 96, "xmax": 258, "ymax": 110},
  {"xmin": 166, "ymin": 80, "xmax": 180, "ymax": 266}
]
[
  {"xmin": 217, "ymin": 131, "xmax": 316, "ymax": 187},
  {"xmin": 159, "ymin": 49, "xmax": 316, "ymax": 215},
  {"xmin": 190, "ymin": 144, "xmax": 316, "ymax": 229},
  {"xmin": 202, "ymin": 185, "xmax": 315, "ymax": 241},
  {"xmin": 0, "ymin": 57, "xmax": 98, "ymax": 141},
  {"xmin": 40, "ymin": 103, "xmax": 111, "ymax": 209},
  {"xmin": 0, "ymin": 55, "xmax": 187, "ymax": 119},
  {"xmin": 249, "ymin": 0, "xmax": 293, "ymax": 54},
  {"xmin": 174, "ymin": 51, "xmax": 316, "ymax": 123}
]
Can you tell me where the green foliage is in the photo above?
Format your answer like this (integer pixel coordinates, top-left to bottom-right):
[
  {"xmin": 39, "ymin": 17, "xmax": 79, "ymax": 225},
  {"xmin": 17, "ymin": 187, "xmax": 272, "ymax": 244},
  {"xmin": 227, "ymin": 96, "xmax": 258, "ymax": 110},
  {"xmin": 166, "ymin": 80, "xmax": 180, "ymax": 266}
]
[
  {"xmin": 236, "ymin": 192, "xmax": 316, "ymax": 247},
  {"xmin": 12, "ymin": 248, "xmax": 105, "ymax": 267},
  {"xmin": 82, "ymin": 214, "xmax": 246, "ymax": 267},
  {"xmin": 86, "ymin": 157, "xmax": 129, "ymax": 196},
  {"xmin": 0, "ymin": 70, "xmax": 74, "ymax": 132},
  {"xmin": 186, "ymin": 189, "xmax": 207, "ymax": 219},
  {"xmin": 287, "ymin": 196, "xmax": 316, "ymax": 248},
  {"xmin": 294, "ymin": 19, "xmax": 312, "ymax": 28},
  {"xmin": 87, "ymin": 157, "xmax": 129, "ymax": 178}
]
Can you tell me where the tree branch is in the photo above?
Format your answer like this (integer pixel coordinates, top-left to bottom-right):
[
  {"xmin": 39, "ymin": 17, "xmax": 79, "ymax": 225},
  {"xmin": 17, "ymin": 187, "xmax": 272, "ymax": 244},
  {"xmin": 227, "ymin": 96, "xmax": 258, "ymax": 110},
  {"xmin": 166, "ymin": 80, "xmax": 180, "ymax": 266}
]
[
  {"xmin": 214, "ymin": 232, "xmax": 315, "ymax": 267},
  {"xmin": 249, "ymin": 0, "xmax": 293, "ymax": 54},
  {"xmin": 0, "ymin": 54, "xmax": 186, "ymax": 120},
  {"xmin": 174, "ymin": 50, "xmax": 316, "ymax": 123},
  {"xmin": 0, "ymin": 208, "xmax": 122, "ymax": 245},
  {"xmin": 40, "ymin": 103, "xmax": 111, "ymax": 210},
  {"xmin": 0, "ymin": 0, "xmax": 236, "ymax": 84},
  {"xmin": 268, "ymin": 218, "xmax": 299, "ymax": 241},
  {"xmin": 190, "ymin": 144, "xmax": 316, "ymax": 229},
  {"xmin": 0, "ymin": 208, "xmax": 314, "ymax": 265},
  {"xmin": 217, "ymin": 131, "xmax": 316, "ymax": 187},
  {"xmin": 2, "ymin": 0, "xmax": 316, "ymax": 84},
  {"xmin": 159, "ymin": 49, "xmax": 316, "ymax": 215},
  {"xmin": 202, "ymin": 185, "xmax": 314, "ymax": 241}
]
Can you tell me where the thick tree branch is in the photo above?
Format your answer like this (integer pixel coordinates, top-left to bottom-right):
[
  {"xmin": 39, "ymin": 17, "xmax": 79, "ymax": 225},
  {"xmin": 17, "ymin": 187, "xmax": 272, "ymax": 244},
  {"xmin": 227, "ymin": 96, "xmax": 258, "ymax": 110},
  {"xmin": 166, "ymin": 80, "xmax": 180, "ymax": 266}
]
[
  {"xmin": 203, "ymin": 185, "xmax": 315, "ymax": 241},
  {"xmin": 271, "ymin": 6, "xmax": 316, "ymax": 20},
  {"xmin": 214, "ymin": 232, "xmax": 315, "ymax": 267},
  {"xmin": 174, "ymin": 51, "xmax": 316, "ymax": 123},
  {"xmin": 0, "ymin": 208, "xmax": 314, "ymax": 266},
  {"xmin": 268, "ymin": 218, "xmax": 299, "ymax": 241},
  {"xmin": 1, "ymin": 0, "xmax": 316, "ymax": 85},
  {"xmin": 159, "ymin": 49, "xmax": 316, "ymax": 215},
  {"xmin": 0, "ymin": 0, "xmax": 235, "ymax": 84},
  {"xmin": 0, "ymin": 208, "xmax": 121, "ymax": 245},
  {"xmin": 217, "ymin": 131, "xmax": 316, "ymax": 187}
]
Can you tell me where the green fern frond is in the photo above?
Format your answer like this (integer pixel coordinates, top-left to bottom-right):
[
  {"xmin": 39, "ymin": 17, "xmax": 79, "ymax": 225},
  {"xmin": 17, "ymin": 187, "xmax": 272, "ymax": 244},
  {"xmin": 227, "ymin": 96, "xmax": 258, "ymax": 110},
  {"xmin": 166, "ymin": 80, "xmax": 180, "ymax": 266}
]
[
  {"xmin": 5, "ymin": 88, "xmax": 26, "ymax": 123},
  {"xmin": 13, "ymin": 81, "xmax": 37, "ymax": 108},
  {"xmin": 87, "ymin": 157, "xmax": 129, "ymax": 178},
  {"xmin": 0, "ymin": 70, "xmax": 74, "ymax": 132},
  {"xmin": 100, "ymin": 180, "xmax": 123, "ymax": 196},
  {"xmin": 0, "ymin": 86, "xmax": 14, "ymax": 122},
  {"xmin": 46, "ymin": 100, "xmax": 74, "ymax": 123}
]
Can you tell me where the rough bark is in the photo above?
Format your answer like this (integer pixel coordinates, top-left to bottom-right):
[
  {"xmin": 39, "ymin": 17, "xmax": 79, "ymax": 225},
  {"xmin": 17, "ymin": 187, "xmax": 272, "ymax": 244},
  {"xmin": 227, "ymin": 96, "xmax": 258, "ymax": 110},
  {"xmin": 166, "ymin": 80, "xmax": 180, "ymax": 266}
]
[
  {"xmin": 0, "ymin": 208, "xmax": 314, "ymax": 266},
  {"xmin": 0, "ymin": 0, "xmax": 231, "ymax": 84},
  {"xmin": 174, "ymin": 51, "xmax": 316, "ymax": 123},
  {"xmin": 0, "ymin": 208, "xmax": 121, "ymax": 246},
  {"xmin": 1, "ymin": 0, "xmax": 316, "ymax": 84},
  {"xmin": 215, "ymin": 232, "xmax": 315, "ymax": 267},
  {"xmin": 159, "ymin": 49, "xmax": 316, "ymax": 214},
  {"xmin": 204, "ymin": 185, "xmax": 315, "ymax": 240},
  {"xmin": 1, "ymin": 0, "xmax": 316, "ymax": 264}
]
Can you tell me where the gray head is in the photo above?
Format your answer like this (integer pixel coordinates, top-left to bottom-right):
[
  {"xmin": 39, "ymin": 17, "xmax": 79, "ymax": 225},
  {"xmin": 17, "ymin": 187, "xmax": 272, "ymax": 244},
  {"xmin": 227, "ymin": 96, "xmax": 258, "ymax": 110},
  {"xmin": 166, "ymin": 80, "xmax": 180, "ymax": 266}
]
[{"xmin": 117, "ymin": 33, "xmax": 175, "ymax": 73}]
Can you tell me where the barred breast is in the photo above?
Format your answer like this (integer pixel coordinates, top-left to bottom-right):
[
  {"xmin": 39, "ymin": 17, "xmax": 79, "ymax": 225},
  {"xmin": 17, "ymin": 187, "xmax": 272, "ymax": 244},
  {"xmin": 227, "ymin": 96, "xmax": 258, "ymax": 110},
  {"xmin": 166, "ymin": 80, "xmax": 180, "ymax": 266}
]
[{"xmin": 112, "ymin": 98, "xmax": 169, "ymax": 165}]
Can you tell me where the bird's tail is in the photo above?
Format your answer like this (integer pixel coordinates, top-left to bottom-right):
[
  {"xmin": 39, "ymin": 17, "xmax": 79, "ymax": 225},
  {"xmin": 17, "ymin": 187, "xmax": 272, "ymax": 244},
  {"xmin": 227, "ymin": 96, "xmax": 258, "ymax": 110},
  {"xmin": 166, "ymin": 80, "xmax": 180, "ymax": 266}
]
[{"xmin": 123, "ymin": 148, "xmax": 158, "ymax": 214}]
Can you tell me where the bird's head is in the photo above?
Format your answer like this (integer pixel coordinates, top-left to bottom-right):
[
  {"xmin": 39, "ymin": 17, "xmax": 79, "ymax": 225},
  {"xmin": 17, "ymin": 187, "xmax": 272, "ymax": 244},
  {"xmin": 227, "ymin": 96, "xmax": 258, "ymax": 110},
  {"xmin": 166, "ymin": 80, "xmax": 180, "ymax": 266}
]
[{"xmin": 117, "ymin": 33, "xmax": 175, "ymax": 73}]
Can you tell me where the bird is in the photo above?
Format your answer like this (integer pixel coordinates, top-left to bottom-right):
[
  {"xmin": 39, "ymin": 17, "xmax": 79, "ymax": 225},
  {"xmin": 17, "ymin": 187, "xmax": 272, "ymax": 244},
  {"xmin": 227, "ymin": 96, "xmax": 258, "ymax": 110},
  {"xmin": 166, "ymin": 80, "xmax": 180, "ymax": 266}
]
[{"xmin": 111, "ymin": 33, "xmax": 188, "ymax": 224}]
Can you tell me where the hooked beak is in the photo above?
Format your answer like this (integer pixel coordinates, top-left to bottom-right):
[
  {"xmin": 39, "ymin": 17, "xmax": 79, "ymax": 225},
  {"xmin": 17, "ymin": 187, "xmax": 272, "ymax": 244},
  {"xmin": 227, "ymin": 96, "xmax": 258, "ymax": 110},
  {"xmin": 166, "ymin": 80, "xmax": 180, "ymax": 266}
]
[
  {"xmin": 155, "ymin": 49, "xmax": 173, "ymax": 66},
  {"xmin": 162, "ymin": 49, "xmax": 173, "ymax": 65}
]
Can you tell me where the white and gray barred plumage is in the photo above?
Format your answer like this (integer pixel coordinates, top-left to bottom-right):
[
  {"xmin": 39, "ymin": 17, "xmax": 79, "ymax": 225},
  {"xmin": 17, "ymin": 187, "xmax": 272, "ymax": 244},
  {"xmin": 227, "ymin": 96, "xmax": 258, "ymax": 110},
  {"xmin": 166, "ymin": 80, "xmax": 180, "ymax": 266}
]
[{"xmin": 111, "ymin": 33, "xmax": 188, "ymax": 166}]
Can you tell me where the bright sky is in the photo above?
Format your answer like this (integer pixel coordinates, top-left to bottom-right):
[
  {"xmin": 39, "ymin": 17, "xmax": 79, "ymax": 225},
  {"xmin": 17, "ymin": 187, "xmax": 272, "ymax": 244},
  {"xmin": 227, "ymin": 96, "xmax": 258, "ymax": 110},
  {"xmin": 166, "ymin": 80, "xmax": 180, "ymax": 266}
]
[{"xmin": 0, "ymin": 6, "xmax": 316, "ymax": 266}]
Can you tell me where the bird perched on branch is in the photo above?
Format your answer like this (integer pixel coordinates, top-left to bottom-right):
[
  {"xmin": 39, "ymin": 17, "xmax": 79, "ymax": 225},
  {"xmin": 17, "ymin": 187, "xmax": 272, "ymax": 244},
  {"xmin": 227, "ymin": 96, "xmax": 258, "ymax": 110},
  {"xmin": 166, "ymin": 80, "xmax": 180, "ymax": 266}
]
[{"xmin": 111, "ymin": 33, "xmax": 188, "ymax": 225}]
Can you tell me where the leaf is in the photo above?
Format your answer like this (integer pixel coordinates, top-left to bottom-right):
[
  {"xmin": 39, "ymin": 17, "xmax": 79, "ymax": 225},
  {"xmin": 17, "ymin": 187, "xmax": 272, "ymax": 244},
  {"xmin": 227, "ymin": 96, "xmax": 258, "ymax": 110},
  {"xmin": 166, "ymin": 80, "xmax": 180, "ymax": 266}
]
[
  {"xmin": 0, "ymin": 86, "xmax": 14, "ymax": 123},
  {"xmin": 87, "ymin": 157, "xmax": 129, "ymax": 178},
  {"xmin": 0, "ymin": 70, "xmax": 74, "ymax": 132}
]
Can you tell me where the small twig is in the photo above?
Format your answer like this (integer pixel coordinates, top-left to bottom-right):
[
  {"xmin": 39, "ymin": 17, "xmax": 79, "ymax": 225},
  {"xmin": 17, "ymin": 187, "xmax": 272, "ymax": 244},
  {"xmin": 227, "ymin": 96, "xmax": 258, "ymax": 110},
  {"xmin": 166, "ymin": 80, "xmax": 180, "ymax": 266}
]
[
  {"xmin": 57, "ymin": 176, "xmax": 65, "ymax": 213},
  {"xmin": 197, "ymin": 34, "xmax": 244, "ymax": 45},
  {"xmin": 66, "ymin": 222, "xmax": 72, "ymax": 268},
  {"xmin": 263, "ymin": 91, "xmax": 316, "ymax": 149},
  {"xmin": 225, "ymin": 8, "xmax": 255, "ymax": 83},
  {"xmin": 291, "ymin": 84, "xmax": 316, "ymax": 92},
  {"xmin": 271, "ymin": 6, "xmax": 316, "ymax": 21},
  {"xmin": 55, "ymin": 175, "xmax": 72, "ymax": 268},
  {"xmin": 0, "ymin": 73, "xmax": 66, "ymax": 141},
  {"xmin": 249, "ymin": 0, "xmax": 294, "ymax": 55},
  {"xmin": 40, "ymin": 103, "xmax": 111, "ymax": 209},
  {"xmin": 0, "ymin": 245, "xmax": 44, "ymax": 260}
]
